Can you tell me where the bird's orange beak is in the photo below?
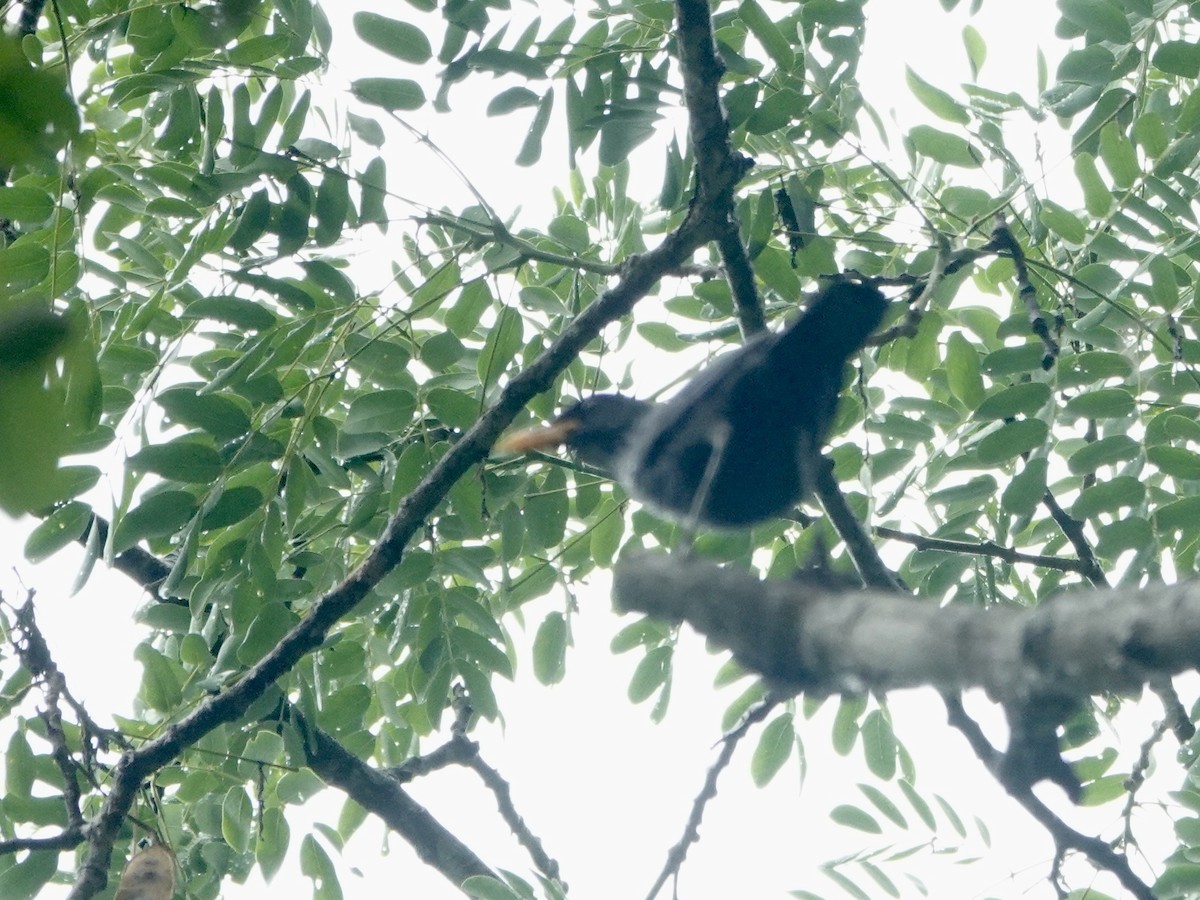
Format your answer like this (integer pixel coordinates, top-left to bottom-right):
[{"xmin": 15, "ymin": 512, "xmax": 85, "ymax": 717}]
[{"xmin": 495, "ymin": 418, "xmax": 581, "ymax": 454}]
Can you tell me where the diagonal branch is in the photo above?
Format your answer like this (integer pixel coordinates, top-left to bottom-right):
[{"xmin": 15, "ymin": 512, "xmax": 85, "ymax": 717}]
[
  {"xmin": 1040, "ymin": 490, "xmax": 1109, "ymax": 588},
  {"xmin": 943, "ymin": 695, "xmax": 1152, "ymax": 899},
  {"xmin": 645, "ymin": 696, "xmax": 778, "ymax": 900},
  {"xmin": 66, "ymin": 14, "xmax": 753, "ymax": 896},
  {"xmin": 298, "ymin": 713, "xmax": 496, "ymax": 888}
]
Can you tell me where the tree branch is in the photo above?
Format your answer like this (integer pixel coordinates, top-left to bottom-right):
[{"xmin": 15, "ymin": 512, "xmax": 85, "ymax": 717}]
[
  {"xmin": 987, "ymin": 216, "xmax": 1059, "ymax": 370},
  {"xmin": 943, "ymin": 695, "xmax": 1153, "ymax": 900},
  {"xmin": 814, "ymin": 464, "xmax": 902, "ymax": 592},
  {"xmin": 674, "ymin": 0, "xmax": 759, "ymax": 335},
  {"xmin": 645, "ymin": 696, "xmax": 777, "ymax": 900},
  {"xmin": 613, "ymin": 554, "xmax": 1200, "ymax": 702},
  {"xmin": 1041, "ymin": 490, "xmax": 1109, "ymax": 588},
  {"xmin": 874, "ymin": 525, "xmax": 1094, "ymax": 575},
  {"xmin": 67, "ymin": 10, "xmax": 755, "ymax": 891},
  {"xmin": 298, "ymin": 714, "xmax": 496, "ymax": 889}
]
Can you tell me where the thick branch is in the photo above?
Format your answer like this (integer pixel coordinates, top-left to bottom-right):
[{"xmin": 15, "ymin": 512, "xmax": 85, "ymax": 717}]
[
  {"xmin": 612, "ymin": 554, "xmax": 1200, "ymax": 701},
  {"xmin": 301, "ymin": 721, "xmax": 495, "ymax": 889}
]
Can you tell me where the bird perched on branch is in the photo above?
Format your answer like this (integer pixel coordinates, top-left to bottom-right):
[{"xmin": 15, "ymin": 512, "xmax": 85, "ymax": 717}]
[{"xmin": 498, "ymin": 281, "xmax": 888, "ymax": 528}]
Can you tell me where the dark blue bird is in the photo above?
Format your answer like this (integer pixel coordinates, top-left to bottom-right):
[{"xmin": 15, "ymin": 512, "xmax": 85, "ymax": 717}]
[{"xmin": 499, "ymin": 282, "xmax": 888, "ymax": 527}]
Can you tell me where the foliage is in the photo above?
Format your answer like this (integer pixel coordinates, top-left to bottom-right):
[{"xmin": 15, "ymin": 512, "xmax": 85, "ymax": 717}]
[{"xmin": 2, "ymin": 0, "xmax": 1200, "ymax": 897}]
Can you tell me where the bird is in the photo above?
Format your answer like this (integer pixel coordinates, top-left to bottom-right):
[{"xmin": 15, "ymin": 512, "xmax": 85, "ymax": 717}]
[
  {"xmin": 113, "ymin": 841, "xmax": 176, "ymax": 900},
  {"xmin": 497, "ymin": 281, "xmax": 888, "ymax": 528}
]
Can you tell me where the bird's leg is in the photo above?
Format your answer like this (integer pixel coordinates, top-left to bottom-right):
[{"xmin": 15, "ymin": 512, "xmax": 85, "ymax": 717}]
[{"xmin": 676, "ymin": 419, "xmax": 732, "ymax": 554}]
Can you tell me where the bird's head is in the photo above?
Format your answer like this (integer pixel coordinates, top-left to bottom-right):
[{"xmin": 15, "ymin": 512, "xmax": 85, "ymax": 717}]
[{"xmin": 496, "ymin": 394, "xmax": 651, "ymax": 474}]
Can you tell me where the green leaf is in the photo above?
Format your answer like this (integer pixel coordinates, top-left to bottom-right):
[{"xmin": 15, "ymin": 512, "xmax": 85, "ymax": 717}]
[
  {"xmin": 589, "ymin": 504, "xmax": 624, "ymax": 565},
  {"xmin": 861, "ymin": 710, "xmax": 896, "ymax": 780},
  {"xmin": 1063, "ymin": 388, "xmax": 1134, "ymax": 420},
  {"xmin": 976, "ymin": 383, "xmax": 1050, "ymax": 419},
  {"xmin": 222, "ymin": 786, "xmax": 254, "ymax": 853},
  {"xmin": 1153, "ymin": 40, "xmax": 1200, "ymax": 78},
  {"xmin": 0, "ymin": 38, "xmax": 80, "ymax": 169},
  {"xmin": 944, "ymin": 332, "xmax": 983, "ymax": 407},
  {"xmin": 1148, "ymin": 256, "xmax": 1181, "ymax": 309},
  {"xmin": 0, "ymin": 186, "xmax": 54, "ymax": 224},
  {"xmin": 6, "ymin": 731, "xmax": 34, "ymax": 798},
  {"xmin": 599, "ymin": 110, "xmax": 659, "ymax": 167},
  {"xmin": 113, "ymin": 491, "xmax": 199, "ymax": 551},
  {"xmin": 472, "ymin": 48, "xmax": 549, "ymax": 80},
  {"xmin": 227, "ymin": 190, "xmax": 270, "ymax": 253},
  {"xmin": 300, "ymin": 834, "xmax": 342, "ymax": 900},
  {"xmin": 1073, "ymin": 476, "xmax": 1144, "ymax": 520},
  {"xmin": 935, "ymin": 793, "xmax": 967, "ymax": 837},
  {"xmin": 628, "ymin": 645, "xmax": 671, "ymax": 704},
  {"xmin": 135, "ymin": 643, "xmax": 183, "ymax": 711},
  {"xmin": 1039, "ymin": 200, "xmax": 1086, "ymax": 244},
  {"xmin": 1058, "ymin": 0, "xmax": 1131, "ymax": 43},
  {"xmin": 858, "ymin": 784, "xmax": 907, "ymax": 828},
  {"xmin": 0, "ymin": 848, "xmax": 57, "ymax": 900},
  {"xmin": 1057, "ymin": 45, "xmax": 1115, "ymax": 85},
  {"xmin": 1150, "ymin": 446, "xmax": 1200, "ymax": 481},
  {"xmin": 1002, "ymin": 457, "xmax": 1048, "ymax": 516},
  {"xmin": 157, "ymin": 387, "xmax": 251, "ymax": 441},
  {"xmin": 462, "ymin": 876, "xmax": 524, "ymax": 900},
  {"xmin": 532, "ymin": 612, "xmax": 569, "ymax": 685},
  {"xmin": 1073, "ymin": 152, "xmax": 1112, "ymax": 217},
  {"xmin": 830, "ymin": 804, "xmax": 882, "ymax": 833},
  {"xmin": 975, "ymin": 419, "xmax": 1048, "ymax": 464},
  {"xmin": 344, "ymin": 389, "xmax": 416, "ymax": 434},
  {"xmin": 751, "ymin": 712, "xmax": 795, "ymax": 787},
  {"xmin": 739, "ymin": 0, "xmax": 794, "ymax": 71},
  {"xmin": 1067, "ymin": 435, "xmax": 1140, "ymax": 475},
  {"xmin": 1078, "ymin": 773, "xmax": 1128, "ymax": 806},
  {"xmin": 524, "ymin": 467, "xmax": 568, "ymax": 551},
  {"xmin": 128, "ymin": 438, "xmax": 222, "ymax": 483},
  {"xmin": 906, "ymin": 68, "xmax": 969, "ymax": 124},
  {"xmin": 353, "ymin": 12, "xmax": 432, "ymax": 63},
  {"xmin": 478, "ymin": 306, "xmax": 523, "ymax": 385},
  {"xmin": 961, "ymin": 25, "xmax": 986, "ymax": 79},
  {"xmin": 907, "ymin": 125, "xmax": 981, "ymax": 168},
  {"xmin": 516, "ymin": 90, "xmax": 554, "ymax": 167},
  {"xmin": 314, "ymin": 170, "xmax": 350, "ymax": 247},
  {"xmin": 1099, "ymin": 121, "xmax": 1138, "ymax": 189},
  {"xmin": 352, "ymin": 77, "xmax": 426, "ymax": 111},
  {"xmin": 487, "ymin": 86, "xmax": 539, "ymax": 116},
  {"xmin": 832, "ymin": 695, "xmax": 865, "ymax": 756},
  {"xmin": 1133, "ymin": 112, "xmax": 1168, "ymax": 159},
  {"xmin": 257, "ymin": 806, "xmax": 290, "ymax": 882},
  {"xmin": 25, "ymin": 500, "xmax": 91, "ymax": 562},
  {"xmin": 899, "ymin": 779, "xmax": 937, "ymax": 830}
]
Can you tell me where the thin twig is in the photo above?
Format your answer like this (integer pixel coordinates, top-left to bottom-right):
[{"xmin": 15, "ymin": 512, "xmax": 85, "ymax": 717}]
[
  {"xmin": 1040, "ymin": 491, "xmax": 1109, "ymax": 588},
  {"xmin": 987, "ymin": 215, "xmax": 1059, "ymax": 369},
  {"xmin": 874, "ymin": 526, "xmax": 1094, "ymax": 575},
  {"xmin": 645, "ymin": 696, "xmax": 778, "ymax": 900}
]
